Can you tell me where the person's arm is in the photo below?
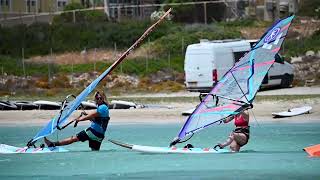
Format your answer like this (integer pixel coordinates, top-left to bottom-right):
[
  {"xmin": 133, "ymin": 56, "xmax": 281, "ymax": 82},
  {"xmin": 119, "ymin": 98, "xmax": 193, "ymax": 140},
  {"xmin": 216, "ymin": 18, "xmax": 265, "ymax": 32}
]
[
  {"xmin": 76, "ymin": 110, "xmax": 98, "ymax": 122},
  {"xmin": 242, "ymin": 110, "xmax": 249, "ymax": 122},
  {"xmin": 223, "ymin": 116, "xmax": 234, "ymax": 123}
]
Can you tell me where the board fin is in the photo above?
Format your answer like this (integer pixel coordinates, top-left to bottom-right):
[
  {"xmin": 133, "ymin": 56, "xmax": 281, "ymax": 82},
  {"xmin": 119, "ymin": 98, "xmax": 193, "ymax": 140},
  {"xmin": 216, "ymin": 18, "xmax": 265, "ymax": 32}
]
[{"xmin": 108, "ymin": 139, "xmax": 133, "ymax": 149}]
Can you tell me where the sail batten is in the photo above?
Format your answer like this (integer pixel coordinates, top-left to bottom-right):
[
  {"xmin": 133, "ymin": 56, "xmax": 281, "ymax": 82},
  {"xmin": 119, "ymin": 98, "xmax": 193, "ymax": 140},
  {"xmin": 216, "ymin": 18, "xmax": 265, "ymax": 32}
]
[{"xmin": 175, "ymin": 15, "xmax": 295, "ymax": 142}]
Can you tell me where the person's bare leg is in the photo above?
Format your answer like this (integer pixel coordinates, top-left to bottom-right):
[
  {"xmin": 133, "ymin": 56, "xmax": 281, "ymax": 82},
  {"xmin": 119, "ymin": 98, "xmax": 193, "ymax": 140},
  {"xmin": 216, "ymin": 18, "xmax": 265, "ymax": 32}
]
[
  {"xmin": 230, "ymin": 141, "xmax": 240, "ymax": 152},
  {"xmin": 233, "ymin": 133, "xmax": 248, "ymax": 146},
  {"xmin": 57, "ymin": 136, "xmax": 79, "ymax": 146},
  {"xmin": 44, "ymin": 136, "xmax": 79, "ymax": 147},
  {"xmin": 220, "ymin": 134, "xmax": 234, "ymax": 148}
]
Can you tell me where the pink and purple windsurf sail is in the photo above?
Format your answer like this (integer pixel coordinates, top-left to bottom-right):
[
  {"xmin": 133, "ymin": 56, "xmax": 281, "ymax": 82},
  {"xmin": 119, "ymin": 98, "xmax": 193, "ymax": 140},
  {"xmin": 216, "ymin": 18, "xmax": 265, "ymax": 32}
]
[
  {"xmin": 173, "ymin": 15, "xmax": 295, "ymax": 144},
  {"xmin": 27, "ymin": 9, "xmax": 172, "ymax": 146}
]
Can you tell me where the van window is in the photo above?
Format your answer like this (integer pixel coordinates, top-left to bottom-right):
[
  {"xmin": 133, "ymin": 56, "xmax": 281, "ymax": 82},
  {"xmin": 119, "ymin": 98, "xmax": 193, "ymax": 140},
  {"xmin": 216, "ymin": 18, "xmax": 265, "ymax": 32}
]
[{"xmin": 233, "ymin": 51, "xmax": 248, "ymax": 63}]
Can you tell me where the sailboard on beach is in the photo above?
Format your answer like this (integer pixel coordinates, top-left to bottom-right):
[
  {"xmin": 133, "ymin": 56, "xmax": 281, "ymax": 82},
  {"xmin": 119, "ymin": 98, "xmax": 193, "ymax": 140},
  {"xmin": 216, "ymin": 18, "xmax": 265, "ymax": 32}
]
[
  {"xmin": 0, "ymin": 8, "xmax": 172, "ymax": 154},
  {"xmin": 110, "ymin": 15, "xmax": 295, "ymax": 154}
]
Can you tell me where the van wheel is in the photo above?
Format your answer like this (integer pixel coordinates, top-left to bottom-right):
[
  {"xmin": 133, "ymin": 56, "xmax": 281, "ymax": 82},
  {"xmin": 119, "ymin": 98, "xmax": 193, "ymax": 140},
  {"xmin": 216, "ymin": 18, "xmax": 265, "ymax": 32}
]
[{"xmin": 281, "ymin": 74, "xmax": 293, "ymax": 88}]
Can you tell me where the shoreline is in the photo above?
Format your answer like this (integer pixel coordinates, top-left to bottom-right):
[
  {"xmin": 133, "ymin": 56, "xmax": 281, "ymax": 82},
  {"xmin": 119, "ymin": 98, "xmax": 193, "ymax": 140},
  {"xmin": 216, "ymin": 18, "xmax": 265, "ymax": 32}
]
[{"xmin": 0, "ymin": 98, "xmax": 319, "ymax": 126}]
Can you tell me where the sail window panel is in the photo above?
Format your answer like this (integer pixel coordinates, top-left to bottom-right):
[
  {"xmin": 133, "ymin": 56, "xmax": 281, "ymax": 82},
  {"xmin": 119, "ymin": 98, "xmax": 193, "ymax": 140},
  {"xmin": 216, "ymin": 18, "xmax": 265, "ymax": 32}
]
[
  {"xmin": 187, "ymin": 102, "xmax": 240, "ymax": 136},
  {"xmin": 203, "ymin": 95, "xmax": 218, "ymax": 108},
  {"xmin": 234, "ymin": 51, "xmax": 249, "ymax": 63},
  {"xmin": 215, "ymin": 76, "xmax": 244, "ymax": 100},
  {"xmin": 232, "ymin": 66, "xmax": 251, "ymax": 94}
]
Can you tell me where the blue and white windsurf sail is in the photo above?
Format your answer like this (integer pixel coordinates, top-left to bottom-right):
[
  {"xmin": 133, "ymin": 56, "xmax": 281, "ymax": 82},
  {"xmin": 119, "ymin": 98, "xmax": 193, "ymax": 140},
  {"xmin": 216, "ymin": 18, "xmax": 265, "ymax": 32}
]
[
  {"xmin": 170, "ymin": 15, "xmax": 295, "ymax": 145},
  {"xmin": 27, "ymin": 9, "xmax": 172, "ymax": 146}
]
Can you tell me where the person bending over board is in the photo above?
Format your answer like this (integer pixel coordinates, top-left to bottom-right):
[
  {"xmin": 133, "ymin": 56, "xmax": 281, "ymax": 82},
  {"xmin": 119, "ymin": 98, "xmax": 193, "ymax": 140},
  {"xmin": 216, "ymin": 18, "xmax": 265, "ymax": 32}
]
[
  {"xmin": 214, "ymin": 108, "xmax": 251, "ymax": 152},
  {"xmin": 44, "ymin": 91, "xmax": 110, "ymax": 151}
]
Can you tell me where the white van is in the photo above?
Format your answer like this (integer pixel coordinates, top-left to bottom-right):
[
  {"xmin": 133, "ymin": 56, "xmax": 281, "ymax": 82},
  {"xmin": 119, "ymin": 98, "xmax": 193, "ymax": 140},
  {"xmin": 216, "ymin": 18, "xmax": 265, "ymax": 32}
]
[{"xmin": 184, "ymin": 39, "xmax": 294, "ymax": 92}]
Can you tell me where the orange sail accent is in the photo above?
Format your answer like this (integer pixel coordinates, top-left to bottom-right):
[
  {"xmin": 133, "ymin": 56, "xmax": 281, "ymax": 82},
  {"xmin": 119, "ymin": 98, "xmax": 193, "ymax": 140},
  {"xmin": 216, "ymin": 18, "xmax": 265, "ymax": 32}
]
[{"xmin": 303, "ymin": 144, "xmax": 320, "ymax": 157}]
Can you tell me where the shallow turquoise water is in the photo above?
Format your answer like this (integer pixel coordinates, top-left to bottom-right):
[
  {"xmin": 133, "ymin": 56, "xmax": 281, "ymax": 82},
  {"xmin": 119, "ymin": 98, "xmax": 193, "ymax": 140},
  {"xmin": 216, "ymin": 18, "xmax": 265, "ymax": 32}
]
[{"xmin": 0, "ymin": 122, "xmax": 319, "ymax": 179}]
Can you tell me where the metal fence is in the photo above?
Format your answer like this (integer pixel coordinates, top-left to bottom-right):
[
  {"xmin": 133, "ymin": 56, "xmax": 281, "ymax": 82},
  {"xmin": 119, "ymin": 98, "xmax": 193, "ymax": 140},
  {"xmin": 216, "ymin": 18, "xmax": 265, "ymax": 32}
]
[{"xmin": 0, "ymin": 0, "xmax": 254, "ymax": 26}]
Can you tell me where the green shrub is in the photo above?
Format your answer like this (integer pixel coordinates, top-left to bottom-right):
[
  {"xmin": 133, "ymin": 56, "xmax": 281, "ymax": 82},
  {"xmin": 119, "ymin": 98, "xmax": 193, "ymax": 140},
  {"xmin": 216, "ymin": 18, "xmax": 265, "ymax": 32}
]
[
  {"xmin": 163, "ymin": 0, "xmax": 226, "ymax": 22},
  {"xmin": 150, "ymin": 24, "xmax": 241, "ymax": 56},
  {"xmin": 283, "ymin": 30, "xmax": 320, "ymax": 57},
  {"xmin": 298, "ymin": 0, "xmax": 320, "ymax": 18},
  {"xmin": 35, "ymin": 76, "xmax": 49, "ymax": 89},
  {"xmin": 0, "ymin": 55, "xmax": 58, "ymax": 76},
  {"xmin": 53, "ymin": 10, "xmax": 107, "ymax": 24},
  {"xmin": 0, "ymin": 19, "xmax": 176, "ymax": 58},
  {"xmin": 64, "ymin": 2, "xmax": 84, "ymax": 11},
  {"xmin": 51, "ymin": 74, "xmax": 71, "ymax": 88},
  {"xmin": 0, "ymin": 24, "xmax": 27, "ymax": 57},
  {"xmin": 149, "ymin": 80, "xmax": 184, "ymax": 92}
]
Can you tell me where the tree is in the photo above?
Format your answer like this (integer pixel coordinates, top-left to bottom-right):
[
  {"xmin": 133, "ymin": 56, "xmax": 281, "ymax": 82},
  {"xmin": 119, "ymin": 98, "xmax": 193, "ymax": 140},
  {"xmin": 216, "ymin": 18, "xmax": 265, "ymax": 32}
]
[{"xmin": 298, "ymin": 0, "xmax": 320, "ymax": 18}]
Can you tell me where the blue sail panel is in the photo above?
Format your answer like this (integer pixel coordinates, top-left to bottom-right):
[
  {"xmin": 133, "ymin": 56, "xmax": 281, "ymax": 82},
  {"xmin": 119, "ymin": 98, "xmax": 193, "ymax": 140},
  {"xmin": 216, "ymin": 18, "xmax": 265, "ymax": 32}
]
[
  {"xmin": 31, "ymin": 67, "xmax": 111, "ymax": 143},
  {"xmin": 177, "ymin": 15, "xmax": 295, "ymax": 141}
]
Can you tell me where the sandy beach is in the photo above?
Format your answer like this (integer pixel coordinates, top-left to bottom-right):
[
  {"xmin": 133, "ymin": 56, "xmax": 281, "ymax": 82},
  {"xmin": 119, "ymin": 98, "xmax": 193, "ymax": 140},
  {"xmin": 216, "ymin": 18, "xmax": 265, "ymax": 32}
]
[
  {"xmin": 0, "ymin": 95, "xmax": 319, "ymax": 126},
  {"xmin": 1, "ymin": 90, "xmax": 319, "ymax": 180}
]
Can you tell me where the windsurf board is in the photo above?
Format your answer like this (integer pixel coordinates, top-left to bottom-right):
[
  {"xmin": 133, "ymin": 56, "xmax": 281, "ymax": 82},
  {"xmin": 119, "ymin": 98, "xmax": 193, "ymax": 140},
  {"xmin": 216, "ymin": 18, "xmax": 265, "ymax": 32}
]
[
  {"xmin": 108, "ymin": 139, "xmax": 230, "ymax": 154},
  {"xmin": 0, "ymin": 144, "xmax": 68, "ymax": 154},
  {"xmin": 272, "ymin": 106, "xmax": 312, "ymax": 118}
]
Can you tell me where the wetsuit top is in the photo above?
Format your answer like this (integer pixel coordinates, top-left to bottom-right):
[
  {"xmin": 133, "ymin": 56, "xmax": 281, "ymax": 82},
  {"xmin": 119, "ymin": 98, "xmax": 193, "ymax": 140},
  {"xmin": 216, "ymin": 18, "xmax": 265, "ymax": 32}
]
[
  {"xmin": 90, "ymin": 104, "xmax": 110, "ymax": 135},
  {"xmin": 234, "ymin": 113, "xmax": 248, "ymax": 127}
]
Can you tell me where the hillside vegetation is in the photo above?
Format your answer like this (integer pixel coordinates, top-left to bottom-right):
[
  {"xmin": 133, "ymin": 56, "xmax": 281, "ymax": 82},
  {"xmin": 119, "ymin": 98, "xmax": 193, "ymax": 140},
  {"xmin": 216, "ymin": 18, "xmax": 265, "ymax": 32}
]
[{"xmin": 0, "ymin": 2, "xmax": 319, "ymax": 96}]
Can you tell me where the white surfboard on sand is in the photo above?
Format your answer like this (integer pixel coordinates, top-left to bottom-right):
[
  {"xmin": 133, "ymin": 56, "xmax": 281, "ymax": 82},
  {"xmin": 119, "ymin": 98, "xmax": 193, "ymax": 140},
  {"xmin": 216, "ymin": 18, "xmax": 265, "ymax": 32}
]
[
  {"xmin": 181, "ymin": 107, "xmax": 196, "ymax": 116},
  {"xmin": 81, "ymin": 101, "xmax": 97, "ymax": 109},
  {"xmin": 110, "ymin": 100, "xmax": 136, "ymax": 109},
  {"xmin": 33, "ymin": 100, "xmax": 61, "ymax": 110},
  {"xmin": 272, "ymin": 106, "xmax": 312, "ymax": 118}
]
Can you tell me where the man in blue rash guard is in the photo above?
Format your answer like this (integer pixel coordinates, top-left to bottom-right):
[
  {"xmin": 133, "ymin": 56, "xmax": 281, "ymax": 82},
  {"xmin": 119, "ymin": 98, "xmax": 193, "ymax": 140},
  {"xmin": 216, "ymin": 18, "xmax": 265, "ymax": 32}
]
[{"xmin": 44, "ymin": 91, "xmax": 110, "ymax": 151}]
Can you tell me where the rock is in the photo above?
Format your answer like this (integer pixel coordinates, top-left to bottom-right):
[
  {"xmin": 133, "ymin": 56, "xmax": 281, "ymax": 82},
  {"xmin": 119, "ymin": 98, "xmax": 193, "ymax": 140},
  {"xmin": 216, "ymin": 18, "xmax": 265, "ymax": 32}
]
[
  {"xmin": 149, "ymin": 69, "xmax": 175, "ymax": 83},
  {"xmin": 291, "ymin": 56, "xmax": 302, "ymax": 63},
  {"xmin": 305, "ymin": 50, "xmax": 315, "ymax": 56},
  {"xmin": 310, "ymin": 67, "xmax": 316, "ymax": 73},
  {"xmin": 300, "ymin": 19, "xmax": 307, "ymax": 24},
  {"xmin": 104, "ymin": 75, "xmax": 139, "ymax": 88}
]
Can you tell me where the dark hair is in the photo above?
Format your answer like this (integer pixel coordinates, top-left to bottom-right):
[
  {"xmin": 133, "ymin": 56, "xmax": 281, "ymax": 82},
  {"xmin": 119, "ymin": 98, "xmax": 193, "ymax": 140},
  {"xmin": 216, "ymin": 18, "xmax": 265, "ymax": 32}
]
[{"xmin": 94, "ymin": 91, "xmax": 109, "ymax": 105}]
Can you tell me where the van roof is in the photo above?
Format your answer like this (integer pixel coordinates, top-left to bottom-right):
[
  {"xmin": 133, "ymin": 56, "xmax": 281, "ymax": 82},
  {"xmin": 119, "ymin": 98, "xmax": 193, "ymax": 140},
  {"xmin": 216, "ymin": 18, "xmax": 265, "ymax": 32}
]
[{"xmin": 187, "ymin": 39, "xmax": 252, "ymax": 52}]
